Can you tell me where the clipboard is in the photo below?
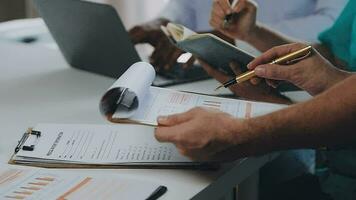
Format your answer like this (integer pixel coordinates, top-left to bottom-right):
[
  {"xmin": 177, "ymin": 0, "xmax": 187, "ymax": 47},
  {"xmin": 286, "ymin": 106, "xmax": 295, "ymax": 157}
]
[{"xmin": 8, "ymin": 124, "xmax": 218, "ymax": 169}]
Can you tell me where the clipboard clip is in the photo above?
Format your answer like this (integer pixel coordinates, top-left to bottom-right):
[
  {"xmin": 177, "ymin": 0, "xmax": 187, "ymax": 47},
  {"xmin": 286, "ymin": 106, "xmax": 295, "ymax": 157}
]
[{"xmin": 15, "ymin": 129, "xmax": 41, "ymax": 153}]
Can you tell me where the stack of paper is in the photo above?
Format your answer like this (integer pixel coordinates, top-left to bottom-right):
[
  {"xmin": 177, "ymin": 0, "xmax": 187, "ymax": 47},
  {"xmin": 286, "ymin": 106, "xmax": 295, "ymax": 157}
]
[{"xmin": 11, "ymin": 123, "xmax": 198, "ymax": 167}]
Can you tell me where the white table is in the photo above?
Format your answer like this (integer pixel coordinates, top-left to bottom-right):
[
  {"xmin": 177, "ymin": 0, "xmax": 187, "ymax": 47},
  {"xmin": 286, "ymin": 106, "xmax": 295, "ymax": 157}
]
[
  {"xmin": 0, "ymin": 40, "xmax": 281, "ymax": 200},
  {"xmin": 0, "ymin": 19, "xmax": 312, "ymax": 200}
]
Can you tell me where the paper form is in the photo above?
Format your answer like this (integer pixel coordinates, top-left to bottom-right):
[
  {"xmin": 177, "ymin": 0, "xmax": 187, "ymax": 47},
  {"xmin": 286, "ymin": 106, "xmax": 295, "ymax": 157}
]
[
  {"xmin": 100, "ymin": 62, "xmax": 287, "ymax": 126},
  {"xmin": 116, "ymin": 87, "xmax": 286, "ymax": 125},
  {"xmin": 14, "ymin": 124, "xmax": 192, "ymax": 165},
  {"xmin": 0, "ymin": 165, "xmax": 160, "ymax": 200}
]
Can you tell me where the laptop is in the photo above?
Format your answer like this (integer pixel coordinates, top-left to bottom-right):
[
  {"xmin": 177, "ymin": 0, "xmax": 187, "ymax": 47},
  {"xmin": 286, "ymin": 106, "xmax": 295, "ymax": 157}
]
[{"xmin": 33, "ymin": 0, "xmax": 209, "ymax": 86}]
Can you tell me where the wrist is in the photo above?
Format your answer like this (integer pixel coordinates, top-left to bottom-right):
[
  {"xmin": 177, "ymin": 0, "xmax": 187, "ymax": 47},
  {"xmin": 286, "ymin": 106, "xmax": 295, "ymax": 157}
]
[
  {"xmin": 237, "ymin": 116, "xmax": 277, "ymax": 156},
  {"xmin": 324, "ymin": 67, "xmax": 353, "ymax": 92},
  {"xmin": 229, "ymin": 117, "xmax": 259, "ymax": 146},
  {"xmin": 243, "ymin": 23, "xmax": 261, "ymax": 44}
]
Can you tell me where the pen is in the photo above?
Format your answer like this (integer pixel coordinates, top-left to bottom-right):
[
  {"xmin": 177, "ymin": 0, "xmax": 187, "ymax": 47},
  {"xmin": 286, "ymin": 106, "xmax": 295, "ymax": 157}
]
[
  {"xmin": 215, "ymin": 45, "xmax": 313, "ymax": 90},
  {"xmin": 146, "ymin": 185, "xmax": 167, "ymax": 200},
  {"xmin": 223, "ymin": 0, "xmax": 239, "ymax": 28}
]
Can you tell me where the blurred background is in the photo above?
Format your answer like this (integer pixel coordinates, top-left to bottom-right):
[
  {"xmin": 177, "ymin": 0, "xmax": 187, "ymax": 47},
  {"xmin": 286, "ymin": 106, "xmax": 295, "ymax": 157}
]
[{"xmin": 0, "ymin": 0, "xmax": 168, "ymax": 27}]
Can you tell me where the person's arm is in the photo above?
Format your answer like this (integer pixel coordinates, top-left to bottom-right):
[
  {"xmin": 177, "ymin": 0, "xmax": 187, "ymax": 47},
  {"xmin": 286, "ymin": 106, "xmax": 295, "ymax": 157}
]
[
  {"xmin": 244, "ymin": 74, "xmax": 356, "ymax": 156},
  {"xmin": 154, "ymin": 44, "xmax": 355, "ymax": 161},
  {"xmin": 129, "ymin": 0, "xmax": 198, "ymax": 71},
  {"xmin": 244, "ymin": 23, "xmax": 295, "ymax": 53},
  {"xmin": 209, "ymin": 0, "xmax": 347, "ymax": 54},
  {"xmin": 154, "ymin": 75, "xmax": 356, "ymax": 161},
  {"xmin": 210, "ymin": 0, "xmax": 296, "ymax": 52}
]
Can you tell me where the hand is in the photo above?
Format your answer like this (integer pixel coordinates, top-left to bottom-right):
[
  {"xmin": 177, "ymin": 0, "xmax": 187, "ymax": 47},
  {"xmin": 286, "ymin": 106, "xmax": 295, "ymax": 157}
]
[
  {"xmin": 154, "ymin": 107, "xmax": 249, "ymax": 161},
  {"xmin": 199, "ymin": 60, "xmax": 291, "ymax": 104},
  {"xmin": 247, "ymin": 43, "xmax": 350, "ymax": 95},
  {"xmin": 129, "ymin": 18, "xmax": 195, "ymax": 71},
  {"xmin": 210, "ymin": 0, "xmax": 258, "ymax": 40}
]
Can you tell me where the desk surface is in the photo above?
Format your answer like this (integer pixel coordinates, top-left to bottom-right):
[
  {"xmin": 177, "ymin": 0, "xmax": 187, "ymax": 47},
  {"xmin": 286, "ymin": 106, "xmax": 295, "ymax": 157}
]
[{"xmin": 0, "ymin": 41, "xmax": 279, "ymax": 200}]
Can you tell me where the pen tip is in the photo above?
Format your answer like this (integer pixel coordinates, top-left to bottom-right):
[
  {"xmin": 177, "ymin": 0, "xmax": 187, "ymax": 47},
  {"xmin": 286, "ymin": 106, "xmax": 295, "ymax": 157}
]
[{"xmin": 215, "ymin": 85, "xmax": 224, "ymax": 91}]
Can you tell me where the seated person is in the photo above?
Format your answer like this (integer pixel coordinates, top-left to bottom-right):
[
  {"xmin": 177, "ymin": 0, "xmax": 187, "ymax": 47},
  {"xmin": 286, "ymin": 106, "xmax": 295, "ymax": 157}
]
[
  {"xmin": 129, "ymin": 0, "xmax": 347, "ymax": 71},
  {"xmin": 155, "ymin": 43, "xmax": 356, "ymax": 200},
  {"xmin": 210, "ymin": 0, "xmax": 354, "ymax": 72},
  {"xmin": 155, "ymin": 0, "xmax": 356, "ymax": 199},
  {"xmin": 130, "ymin": 0, "xmax": 346, "ymax": 192}
]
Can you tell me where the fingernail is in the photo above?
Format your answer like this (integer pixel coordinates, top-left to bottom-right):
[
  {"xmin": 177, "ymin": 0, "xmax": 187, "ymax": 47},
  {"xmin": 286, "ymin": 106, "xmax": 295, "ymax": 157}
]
[
  {"xmin": 247, "ymin": 63, "xmax": 252, "ymax": 69},
  {"xmin": 255, "ymin": 67, "xmax": 266, "ymax": 76},
  {"xmin": 157, "ymin": 116, "xmax": 169, "ymax": 123}
]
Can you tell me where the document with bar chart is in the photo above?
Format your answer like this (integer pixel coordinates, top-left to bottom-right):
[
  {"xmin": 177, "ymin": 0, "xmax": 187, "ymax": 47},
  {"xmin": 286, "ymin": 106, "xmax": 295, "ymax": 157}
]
[
  {"xmin": 0, "ymin": 165, "xmax": 160, "ymax": 200},
  {"xmin": 110, "ymin": 87, "xmax": 286, "ymax": 126},
  {"xmin": 100, "ymin": 62, "xmax": 287, "ymax": 126}
]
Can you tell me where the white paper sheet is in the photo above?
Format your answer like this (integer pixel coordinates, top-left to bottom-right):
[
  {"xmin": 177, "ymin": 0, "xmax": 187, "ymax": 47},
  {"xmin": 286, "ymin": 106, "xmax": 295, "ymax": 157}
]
[
  {"xmin": 100, "ymin": 62, "xmax": 155, "ymax": 119},
  {"xmin": 113, "ymin": 87, "xmax": 286, "ymax": 126},
  {"xmin": 100, "ymin": 61, "xmax": 287, "ymax": 126},
  {"xmin": 166, "ymin": 23, "xmax": 197, "ymax": 41},
  {"xmin": 14, "ymin": 124, "xmax": 192, "ymax": 165}
]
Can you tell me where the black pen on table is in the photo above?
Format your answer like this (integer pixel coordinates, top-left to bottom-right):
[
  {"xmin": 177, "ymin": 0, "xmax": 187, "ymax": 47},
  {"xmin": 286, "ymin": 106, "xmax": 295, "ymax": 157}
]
[
  {"xmin": 146, "ymin": 185, "xmax": 167, "ymax": 200},
  {"xmin": 223, "ymin": 0, "xmax": 240, "ymax": 28}
]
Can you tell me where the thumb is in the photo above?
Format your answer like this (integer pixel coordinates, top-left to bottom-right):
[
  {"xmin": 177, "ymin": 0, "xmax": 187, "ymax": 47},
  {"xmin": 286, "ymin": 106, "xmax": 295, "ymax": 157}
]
[
  {"xmin": 157, "ymin": 112, "xmax": 192, "ymax": 126},
  {"xmin": 254, "ymin": 64, "xmax": 293, "ymax": 81},
  {"xmin": 234, "ymin": 0, "xmax": 257, "ymax": 13}
]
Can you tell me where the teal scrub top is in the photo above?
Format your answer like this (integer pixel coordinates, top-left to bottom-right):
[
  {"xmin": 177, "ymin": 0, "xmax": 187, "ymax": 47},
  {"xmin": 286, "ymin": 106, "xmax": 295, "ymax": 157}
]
[
  {"xmin": 319, "ymin": 0, "xmax": 356, "ymax": 71},
  {"xmin": 320, "ymin": 0, "xmax": 356, "ymax": 177}
]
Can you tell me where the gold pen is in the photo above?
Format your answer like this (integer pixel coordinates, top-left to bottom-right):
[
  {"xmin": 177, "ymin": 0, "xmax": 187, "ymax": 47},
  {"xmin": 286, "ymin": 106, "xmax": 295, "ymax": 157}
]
[{"xmin": 215, "ymin": 45, "xmax": 313, "ymax": 91}]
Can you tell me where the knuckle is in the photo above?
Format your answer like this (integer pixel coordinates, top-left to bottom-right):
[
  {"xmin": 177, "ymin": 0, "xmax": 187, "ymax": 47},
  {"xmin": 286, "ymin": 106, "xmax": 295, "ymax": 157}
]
[
  {"xmin": 270, "ymin": 46, "xmax": 279, "ymax": 54},
  {"xmin": 289, "ymin": 66, "xmax": 302, "ymax": 81},
  {"xmin": 265, "ymin": 67, "xmax": 277, "ymax": 78}
]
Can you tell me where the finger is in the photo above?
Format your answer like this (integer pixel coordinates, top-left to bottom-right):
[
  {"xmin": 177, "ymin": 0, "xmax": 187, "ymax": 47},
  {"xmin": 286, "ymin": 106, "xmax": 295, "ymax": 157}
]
[
  {"xmin": 166, "ymin": 49, "xmax": 183, "ymax": 70},
  {"xmin": 157, "ymin": 112, "xmax": 193, "ymax": 126},
  {"xmin": 210, "ymin": 17, "xmax": 224, "ymax": 30},
  {"xmin": 247, "ymin": 43, "xmax": 308, "ymax": 70},
  {"xmin": 155, "ymin": 126, "xmax": 178, "ymax": 143},
  {"xmin": 183, "ymin": 56, "xmax": 196, "ymax": 69},
  {"xmin": 150, "ymin": 41, "xmax": 167, "ymax": 70},
  {"xmin": 211, "ymin": 3, "xmax": 226, "ymax": 19},
  {"xmin": 250, "ymin": 77, "xmax": 262, "ymax": 85},
  {"xmin": 161, "ymin": 46, "xmax": 180, "ymax": 70},
  {"xmin": 216, "ymin": 0, "xmax": 233, "ymax": 15},
  {"xmin": 240, "ymin": 0, "xmax": 258, "ymax": 13},
  {"xmin": 254, "ymin": 64, "xmax": 294, "ymax": 81},
  {"xmin": 233, "ymin": 0, "xmax": 246, "ymax": 13},
  {"xmin": 199, "ymin": 60, "xmax": 231, "ymax": 83},
  {"xmin": 128, "ymin": 26, "xmax": 147, "ymax": 44}
]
